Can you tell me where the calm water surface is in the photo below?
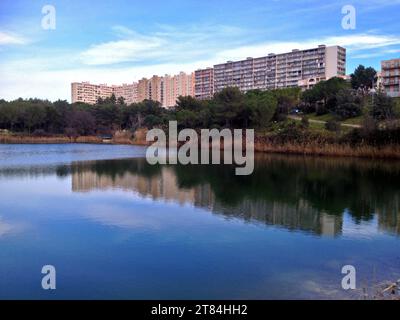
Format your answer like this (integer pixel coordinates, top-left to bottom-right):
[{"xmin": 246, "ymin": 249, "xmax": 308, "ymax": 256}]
[{"xmin": 0, "ymin": 144, "xmax": 400, "ymax": 299}]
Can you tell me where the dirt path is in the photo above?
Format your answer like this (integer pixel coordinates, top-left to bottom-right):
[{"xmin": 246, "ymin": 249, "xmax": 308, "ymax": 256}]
[{"xmin": 288, "ymin": 115, "xmax": 362, "ymax": 128}]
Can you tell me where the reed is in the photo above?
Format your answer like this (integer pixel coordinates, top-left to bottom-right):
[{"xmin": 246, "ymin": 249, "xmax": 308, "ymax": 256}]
[
  {"xmin": 255, "ymin": 140, "xmax": 400, "ymax": 159},
  {"xmin": 2, "ymin": 131, "xmax": 400, "ymax": 160},
  {"xmin": 0, "ymin": 134, "xmax": 103, "ymax": 144}
]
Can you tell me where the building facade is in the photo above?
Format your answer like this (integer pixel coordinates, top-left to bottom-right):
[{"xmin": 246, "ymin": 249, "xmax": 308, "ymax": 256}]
[
  {"xmin": 147, "ymin": 75, "xmax": 163, "ymax": 104},
  {"xmin": 113, "ymin": 83, "xmax": 138, "ymax": 105},
  {"xmin": 71, "ymin": 72, "xmax": 195, "ymax": 107},
  {"xmin": 163, "ymin": 72, "xmax": 195, "ymax": 108},
  {"xmin": 213, "ymin": 45, "xmax": 346, "ymax": 94},
  {"xmin": 381, "ymin": 58, "xmax": 400, "ymax": 98},
  {"xmin": 71, "ymin": 82, "xmax": 115, "ymax": 105},
  {"xmin": 137, "ymin": 78, "xmax": 149, "ymax": 102},
  {"xmin": 72, "ymin": 45, "xmax": 346, "ymax": 105},
  {"xmin": 71, "ymin": 82, "xmax": 138, "ymax": 105},
  {"xmin": 194, "ymin": 68, "xmax": 214, "ymax": 100}
]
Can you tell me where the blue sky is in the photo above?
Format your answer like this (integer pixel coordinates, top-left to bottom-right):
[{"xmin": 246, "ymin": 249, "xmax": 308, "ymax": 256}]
[{"xmin": 0, "ymin": 0, "xmax": 400, "ymax": 101}]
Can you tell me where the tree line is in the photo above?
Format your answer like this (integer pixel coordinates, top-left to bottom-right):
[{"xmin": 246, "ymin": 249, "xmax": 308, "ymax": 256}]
[
  {"xmin": 0, "ymin": 65, "xmax": 398, "ymax": 138},
  {"xmin": 0, "ymin": 87, "xmax": 300, "ymax": 136}
]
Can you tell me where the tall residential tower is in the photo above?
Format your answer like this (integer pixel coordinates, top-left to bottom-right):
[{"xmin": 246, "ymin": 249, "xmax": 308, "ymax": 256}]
[
  {"xmin": 194, "ymin": 45, "xmax": 347, "ymax": 99},
  {"xmin": 381, "ymin": 58, "xmax": 400, "ymax": 98},
  {"xmin": 212, "ymin": 45, "xmax": 346, "ymax": 95}
]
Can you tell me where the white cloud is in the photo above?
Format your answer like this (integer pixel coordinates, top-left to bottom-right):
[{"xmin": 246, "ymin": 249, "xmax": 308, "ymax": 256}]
[
  {"xmin": 1, "ymin": 26, "xmax": 400, "ymax": 102},
  {"xmin": 79, "ymin": 24, "xmax": 247, "ymax": 66},
  {"xmin": 79, "ymin": 27, "xmax": 400, "ymax": 68},
  {"xmin": 325, "ymin": 34, "xmax": 400, "ymax": 51},
  {"xmin": 0, "ymin": 216, "xmax": 25, "ymax": 237},
  {"xmin": 80, "ymin": 34, "xmax": 165, "ymax": 65},
  {"xmin": 217, "ymin": 34, "xmax": 400, "ymax": 62},
  {"xmin": 0, "ymin": 31, "xmax": 27, "ymax": 45}
]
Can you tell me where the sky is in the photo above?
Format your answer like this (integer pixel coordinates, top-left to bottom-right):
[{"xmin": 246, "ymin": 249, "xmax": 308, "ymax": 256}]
[{"xmin": 0, "ymin": 0, "xmax": 400, "ymax": 102}]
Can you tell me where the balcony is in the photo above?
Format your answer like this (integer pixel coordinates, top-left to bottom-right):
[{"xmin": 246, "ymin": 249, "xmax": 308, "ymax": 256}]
[{"xmin": 382, "ymin": 63, "xmax": 400, "ymax": 70}]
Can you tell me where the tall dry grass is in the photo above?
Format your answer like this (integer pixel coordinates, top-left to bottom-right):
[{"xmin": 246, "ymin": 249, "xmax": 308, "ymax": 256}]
[
  {"xmin": 1, "ymin": 130, "xmax": 400, "ymax": 160},
  {"xmin": 0, "ymin": 134, "xmax": 102, "ymax": 144},
  {"xmin": 255, "ymin": 141, "xmax": 400, "ymax": 159}
]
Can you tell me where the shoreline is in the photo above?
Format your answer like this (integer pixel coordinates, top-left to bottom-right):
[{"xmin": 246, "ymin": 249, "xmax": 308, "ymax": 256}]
[
  {"xmin": 0, "ymin": 134, "xmax": 149, "ymax": 146},
  {"xmin": 1, "ymin": 134, "xmax": 400, "ymax": 160}
]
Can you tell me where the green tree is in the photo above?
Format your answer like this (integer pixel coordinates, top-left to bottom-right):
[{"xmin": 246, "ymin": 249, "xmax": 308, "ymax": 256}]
[
  {"xmin": 272, "ymin": 87, "xmax": 301, "ymax": 115},
  {"xmin": 22, "ymin": 104, "xmax": 47, "ymax": 134},
  {"xmin": 335, "ymin": 89, "xmax": 362, "ymax": 119},
  {"xmin": 117, "ymin": 96, "xmax": 126, "ymax": 105},
  {"xmin": 245, "ymin": 90, "xmax": 277, "ymax": 128},
  {"xmin": 214, "ymin": 87, "xmax": 245, "ymax": 128},
  {"xmin": 301, "ymin": 77, "xmax": 348, "ymax": 114},
  {"xmin": 371, "ymin": 92, "xmax": 395, "ymax": 121},
  {"xmin": 351, "ymin": 65, "xmax": 377, "ymax": 90},
  {"xmin": 66, "ymin": 110, "xmax": 96, "ymax": 135},
  {"xmin": 176, "ymin": 109, "xmax": 198, "ymax": 128}
]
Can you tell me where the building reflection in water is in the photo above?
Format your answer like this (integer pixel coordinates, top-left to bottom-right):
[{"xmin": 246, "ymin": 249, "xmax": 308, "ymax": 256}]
[{"xmin": 69, "ymin": 155, "xmax": 400, "ymax": 237}]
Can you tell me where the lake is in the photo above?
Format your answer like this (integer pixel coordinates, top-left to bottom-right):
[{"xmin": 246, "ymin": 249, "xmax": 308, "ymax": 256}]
[{"xmin": 0, "ymin": 144, "xmax": 399, "ymax": 299}]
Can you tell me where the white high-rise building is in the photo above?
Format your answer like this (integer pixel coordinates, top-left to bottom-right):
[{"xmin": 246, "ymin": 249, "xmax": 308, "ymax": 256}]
[
  {"xmin": 71, "ymin": 82, "xmax": 138, "ymax": 105},
  {"xmin": 212, "ymin": 45, "xmax": 346, "ymax": 95}
]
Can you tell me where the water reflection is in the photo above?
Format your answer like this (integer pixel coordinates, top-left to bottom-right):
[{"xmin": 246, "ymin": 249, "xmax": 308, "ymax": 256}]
[
  {"xmin": 1, "ymin": 149, "xmax": 400, "ymax": 299},
  {"xmin": 1, "ymin": 154, "xmax": 399, "ymax": 237},
  {"xmin": 65, "ymin": 155, "xmax": 400, "ymax": 237}
]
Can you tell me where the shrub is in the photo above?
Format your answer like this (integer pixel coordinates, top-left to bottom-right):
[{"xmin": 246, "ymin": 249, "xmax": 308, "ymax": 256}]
[
  {"xmin": 275, "ymin": 113, "xmax": 288, "ymax": 122},
  {"xmin": 335, "ymin": 89, "xmax": 362, "ymax": 120},
  {"xmin": 371, "ymin": 93, "xmax": 395, "ymax": 121},
  {"xmin": 325, "ymin": 119, "xmax": 341, "ymax": 132},
  {"xmin": 32, "ymin": 129, "xmax": 49, "ymax": 137},
  {"xmin": 64, "ymin": 127, "xmax": 78, "ymax": 139},
  {"xmin": 300, "ymin": 116, "xmax": 310, "ymax": 129},
  {"xmin": 316, "ymin": 103, "xmax": 328, "ymax": 116}
]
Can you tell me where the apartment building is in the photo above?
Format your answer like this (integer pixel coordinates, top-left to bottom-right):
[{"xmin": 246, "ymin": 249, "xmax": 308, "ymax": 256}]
[
  {"xmin": 194, "ymin": 68, "xmax": 214, "ymax": 100},
  {"xmin": 163, "ymin": 72, "xmax": 195, "ymax": 107},
  {"xmin": 71, "ymin": 82, "xmax": 115, "ymax": 104},
  {"xmin": 213, "ymin": 45, "xmax": 346, "ymax": 94},
  {"xmin": 381, "ymin": 58, "xmax": 400, "ymax": 98},
  {"xmin": 71, "ymin": 82, "xmax": 139, "ymax": 105},
  {"xmin": 113, "ymin": 83, "xmax": 138, "ymax": 105},
  {"xmin": 115, "ymin": 72, "xmax": 195, "ymax": 108},
  {"xmin": 147, "ymin": 75, "xmax": 163, "ymax": 104},
  {"xmin": 136, "ymin": 78, "xmax": 148, "ymax": 102},
  {"xmin": 176, "ymin": 72, "xmax": 195, "ymax": 100},
  {"xmin": 72, "ymin": 45, "xmax": 346, "ymax": 105}
]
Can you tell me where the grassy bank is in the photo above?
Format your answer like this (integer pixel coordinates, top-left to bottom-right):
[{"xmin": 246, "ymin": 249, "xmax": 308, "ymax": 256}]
[
  {"xmin": 0, "ymin": 129, "xmax": 150, "ymax": 146},
  {"xmin": 2, "ymin": 129, "xmax": 400, "ymax": 160},
  {"xmin": 0, "ymin": 134, "xmax": 102, "ymax": 144}
]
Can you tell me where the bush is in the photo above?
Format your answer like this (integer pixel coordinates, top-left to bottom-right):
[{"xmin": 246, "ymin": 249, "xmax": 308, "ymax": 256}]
[
  {"xmin": 325, "ymin": 119, "xmax": 341, "ymax": 132},
  {"xmin": 371, "ymin": 93, "xmax": 395, "ymax": 121},
  {"xmin": 335, "ymin": 89, "xmax": 362, "ymax": 120},
  {"xmin": 64, "ymin": 127, "xmax": 78, "ymax": 139},
  {"xmin": 276, "ymin": 122, "xmax": 305, "ymax": 142},
  {"xmin": 316, "ymin": 103, "xmax": 328, "ymax": 116},
  {"xmin": 300, "ymin": 116, "xmax": 310, "ymax": 129},
  {"xmin": 361, "ymin": 116, "xmax": 378, "ymax": 136},
  {"xmin": 32, "ymin": 129, "xmax": 49, "ymax": 137},
  {"xmin": 299, "ymin": 103, "xmax": 316, "ymax": 114},
  {"xmin": 275, "ymin": 113, "xmax": 288, "ymax": 122},
  {"xmin": 394, "ymin": 98, "xmax": 400, "ymax": 118}
]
